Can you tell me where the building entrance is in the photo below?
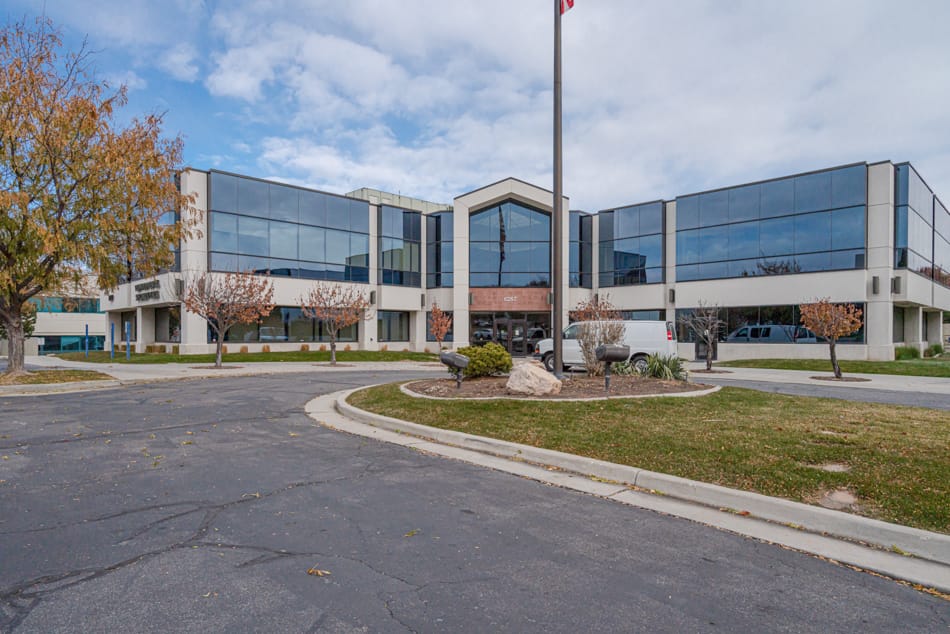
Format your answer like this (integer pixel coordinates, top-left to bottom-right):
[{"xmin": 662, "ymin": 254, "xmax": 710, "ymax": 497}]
[{"xmin": 470, "ymin": 312, "xmax": 551, "ymax": 356}]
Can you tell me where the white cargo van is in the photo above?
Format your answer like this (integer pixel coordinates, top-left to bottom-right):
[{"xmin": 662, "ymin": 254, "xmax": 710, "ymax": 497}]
[{"xmin": 533, "ymin": 321, "xmax": 677, "ymax": 373}]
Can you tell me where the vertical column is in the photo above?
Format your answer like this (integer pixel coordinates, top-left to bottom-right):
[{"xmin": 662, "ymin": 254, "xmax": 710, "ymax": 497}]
[
  {"xmin": 453, "ymin": 200, "xmax": 471, "ymax": 346},
  {"xmin": 136, "ymin": 307, "xmax": 155, "ymax": 352},
  {"xmin": 925, "ymin": 310, "xmax": 942, "ymax": 346},
  {"xmin": 865, "ymin": 163, "xmax": 896, "ymax": 360},
  {"xmin": 664, "ymin": 200, "xmax": 677, "ymax": 323},
  {"xmin": 904, "ymin": 306, "xmax": 922, "ymax": 351}
]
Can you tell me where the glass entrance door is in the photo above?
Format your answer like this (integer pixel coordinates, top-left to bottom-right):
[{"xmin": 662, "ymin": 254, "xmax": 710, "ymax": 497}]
[{"xmin": 495, "ymin": 318, "xmax": 528, "ymax": 356}]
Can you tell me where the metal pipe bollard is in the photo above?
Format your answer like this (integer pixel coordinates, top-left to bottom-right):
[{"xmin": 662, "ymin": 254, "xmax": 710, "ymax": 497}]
[
  {"xmin": 595, "ymin": 344, "xmax": 631, "ymax": 392},
  {"xmin": 440, "ymin": 351, "xmax": 470, "ymax": 389}
]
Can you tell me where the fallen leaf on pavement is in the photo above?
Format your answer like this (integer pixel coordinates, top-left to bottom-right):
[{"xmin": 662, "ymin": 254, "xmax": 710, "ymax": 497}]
[{"xmin": 307, "ymin": 566, "xmax": 331, "ymax": 577}]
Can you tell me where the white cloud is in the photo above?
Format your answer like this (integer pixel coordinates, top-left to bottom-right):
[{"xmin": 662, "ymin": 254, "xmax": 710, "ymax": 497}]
[
  {"xmin": 157, "ymin": 43, "xmax": 200, "ymax": 82},
  {"xmin": 105, "ymin": 70, "xmax": 147, "ymax": 91}
]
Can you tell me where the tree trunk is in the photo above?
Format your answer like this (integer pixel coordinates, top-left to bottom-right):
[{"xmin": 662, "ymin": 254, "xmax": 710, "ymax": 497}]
[
  {"xmin": 829, "ymin": 341, "xmax": 841, "ymax": 379},
  {"xmin": 3, "ymin": 312, "xmax": 26, "ymax": 375},
  {"xmin": 705, "ymin": 336, "xmax": 713, "ymax": 371},
  {"xmin": 214, "ymin": 333, "xmax": 224, "ymax": 368},
  {"xmin": 329, "ymin": 336, "xmax": 337, "ymax": 366}
]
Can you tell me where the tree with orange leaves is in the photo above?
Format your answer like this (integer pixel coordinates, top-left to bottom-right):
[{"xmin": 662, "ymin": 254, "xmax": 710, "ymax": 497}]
[
  {"xmin": 299, "ymin": 282, "xmax": 369, "ymax": 366},
  {"xmin": 183, "ymin": 272, "xmax": 275, "ymax": 368},
  {"xmin": 799, "ymin": 298, "xmax": 863, "ymax": 379},
  {"xmin": 428, "ymin": 302, "xmax": 453, "ymax": 349},
  {"xmin": 0, "ymin": 18, "xmax": 198, "ymax": 375}
]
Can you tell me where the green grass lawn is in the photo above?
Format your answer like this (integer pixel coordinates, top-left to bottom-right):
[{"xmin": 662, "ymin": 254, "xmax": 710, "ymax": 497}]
[
  {"xmin": 717, "ymin": 356, "xmax": 950, "ymax": 378},
  {"xmin": 0, "ymin": 370, "xmax": 113, "ymax": 385},
  {"xmin": 56, "ymin": 350, "xmax": 438, "ymax": 364},
  {"xmin": 348, "ymin": 384, "xmax": 950, "ymax": 533}
]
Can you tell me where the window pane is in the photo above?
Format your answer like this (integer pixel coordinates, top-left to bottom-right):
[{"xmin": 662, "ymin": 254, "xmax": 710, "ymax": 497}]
[
  {"xmin": 210, "ymin": 252, "xmax": 238, "ymax": 272},
  {"xmin": 238, "ymin": 216, "xmax": 269, "ymax": 256},
  {"xmin": 268, "ymin": 258, "xmax": 298, "ymax": 277},
  {"xmin": 759, "ymin": 216, "xmax": 794, "ymax": 256},
  {"xmin": 639, "ymin": 203, "xmax": 663, "ymax": 235},
  {"xmin": 831, "ymin": 165, "xmax": 866, "ymax": 208},
  {"xmin": 831, "ymin": 206, "xmax": 865, "ymax": 250},
  {"xmin": 599, "ymin": 211, "xmax": 615, "ymax": 241},
  {"xmin": 794, "ymin": 211, "xmax": 831, "ymax": 253},
  {"xmin": 269, "ymin": 221, "xmax": 298, "ymax": 260},
  {"xmin": 210, "ymin": 212, "xmax": 237, "ymax": 253},
  {"xmin": 794, "ymin": 171, "xmax": 832, "ymax": 213},
  {"xmin": 210, "ymin": 173, "xmax": 239, "ymax": 213},
  {"xmin": 700, "ymin": 225, "xmax": 729, "ymax": 262},
  {"xmin": 729, "ymin": 184, "xmax": 759, "ymax": 222},
  {"xmin": 639, "ymin": 234, "xmax": 663, "ymax": 268},
  {"xmin": 830, "ymin": 249, "xmax": 865, "ymax": 270},
  {"xmin": 470, "ymin": 242, "xmax": 501, "ymax": 272},
  {"xmin": 237, "ymin": 177, "xmax": 269, "ymax": 217},
  {"xmin": 269, "ymin": 184, "xmax": 298, "ymax": 222},
  {"xmin": 349, "ymin": 234, "xmax": 369, "ymax": 268},
  {"xmin": 349, "ymin": 199, "xmax": 370, "ymax": 233},
  {"xmin": 676, "ymin": 229, "xmax": 699, "ymax": 265},
  {"xmin": 699, "ymin": 190, "xmax": 729, "ymax": 226},
  {"xmin": 676, "ymin": 195, "xmax": 699, "ymax": 230},
  {"xmin": 238, "ymin": 254, "xmax": 270, "ymax": 274},
  {"xmin": 299, "ymin": 190, "xmax": 327, "ymax": 227},
  {"xmin": 470, "ymin": 208, "xmax": 495, "ymax": 242},
  {"xmin": 728, "ymin": 222, "xmax": 758, "ymax": 260},
  {"xmin": 325, "ymin": 229, "xmax": 350, "ymax": 264},
  {"xmin": 759, "ymin": 178, "xmax": 794, "ymax": 218},
  {"xmin": 616, "ymin": 206, "xmax": 639, "ymax": 238},
  {"xmin": 299, "ymin": 225, "xmax": 325, "ymax": 263},
  {"xmin": 325, "ymin": 196, "xmax": 350, "ymax": 230}
]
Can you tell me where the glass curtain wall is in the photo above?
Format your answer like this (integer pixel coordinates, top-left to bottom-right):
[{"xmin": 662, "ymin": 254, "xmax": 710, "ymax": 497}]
[
  {"xmin": 208, "ymin": 171, "xmax": 370, "ymax": 283},
  {"xmin": 217, "ymin": 306, "xmax": 357, "ymax": 343},
  {"xmin": 895, "ymin": 163, "xmax": 950, "ymax": 288},
  {"xmin": 378, "ymin": 205, "xmax": 421, "ymax": 286},
  {"xmin": 599, "ymin": 202, "xmax": 664, "ymax": 286},
  {"xmin": 675, "ymin": 303, "xmax": 865, "ymax": 344},
  {"xmin": 675, "ymin": 164, "xmax": 867, "ymax": 281},
  {"xmin": 426, "ymin": 212, "xmax": 454, "ymax": 287},
  {"xmin": 569, "ymin": 211, "xmax": 592, "ymax": 287},
  {"xmin": 469, "ymin": 200, "xmax": 551, "ymax": 287},
  {"xmin": 378, "ymin": 311, "xmax": 410, "ymax": 342}
]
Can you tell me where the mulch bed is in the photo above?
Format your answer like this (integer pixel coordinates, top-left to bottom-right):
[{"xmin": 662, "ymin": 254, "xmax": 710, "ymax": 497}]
[{"xmin": 405, "ymin": 374, "xmax": 711, "ymax": 399}]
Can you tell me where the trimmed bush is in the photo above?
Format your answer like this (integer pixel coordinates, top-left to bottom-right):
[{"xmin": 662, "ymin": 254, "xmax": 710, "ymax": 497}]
[
  {"xmin": 925, "ymin": 343, "xmax": 944, "ymax": 358},
  {"xmin": 262, "ymin": 344, "xmax": 271, "ymax": 353},
  {"xmin": 300, "ymin": 344, "xmax": 309, "ymax": 352},
  {"xmin": 638, "ymin": 354, "xmax": 688, "ymax": 381},
  {"xmin": 454, "ymin": 342, "xmax": 513, "ymax": 378},
  {"xmin": 895, "ymin": 345, "xmax": 920, "ymax": 360}
]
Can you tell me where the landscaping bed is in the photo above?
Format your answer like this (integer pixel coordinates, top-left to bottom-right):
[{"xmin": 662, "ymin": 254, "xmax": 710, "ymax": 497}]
[
  {"xmin": 406, "ymin": 375, "xmax": 709, "ymax": 399},
  {"xmin": 348, "ymin": 383, "xmax": 950, "ymax": 533}
]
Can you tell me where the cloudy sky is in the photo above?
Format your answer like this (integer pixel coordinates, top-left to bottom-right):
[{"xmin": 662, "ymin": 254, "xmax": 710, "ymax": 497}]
[{"xmin": 7, "ymin": 0, "xmax": 950, "ymax": 211}]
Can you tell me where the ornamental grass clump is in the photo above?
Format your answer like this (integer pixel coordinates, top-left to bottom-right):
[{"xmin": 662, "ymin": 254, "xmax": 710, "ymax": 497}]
[{"xmin": 638, "ymin": 354, "xmax": 688, "ymax": 381}]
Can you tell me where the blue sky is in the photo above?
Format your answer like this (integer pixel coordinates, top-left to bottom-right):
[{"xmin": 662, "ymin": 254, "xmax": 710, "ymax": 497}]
[{"xmin": 7, "ymin": 0, "xmax": 950, "ymax": 211}]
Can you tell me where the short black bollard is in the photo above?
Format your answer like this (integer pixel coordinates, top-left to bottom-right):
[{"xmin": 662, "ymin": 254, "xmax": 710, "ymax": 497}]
[
  {"xmin": 440, "ymin": 351, "xmax": 470, "ymax": 389},
  {"xmin": 595, "ymin": 344, "xmax": 631, "ymax": 392}
]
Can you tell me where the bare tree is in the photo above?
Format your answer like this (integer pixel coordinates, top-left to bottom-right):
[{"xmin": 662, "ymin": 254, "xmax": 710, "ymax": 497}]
[
  {"xmin": 677, "ymin": 301, "xmax": 724, "ymax": 371},
  {"xmin": 299, "ymin": 282, "xmax": 369, "ymax": 366},
  {"xmin": 800, "ymin": 298, "xmax": 863, "ymax": 379},
  {"xmin": 182, "ymin": 271, "xmax": 275, "ymax": 368},
  {"xmin": 570, "ymin": 295, "xmax": 624, "ymax": 376},
  {"xmin": 428, "ymin": 302, "xmax": 453, "ymax": 349}
]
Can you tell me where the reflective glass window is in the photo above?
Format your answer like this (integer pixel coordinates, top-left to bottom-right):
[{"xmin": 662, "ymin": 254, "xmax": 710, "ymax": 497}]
[
  {"xmin": 269, "ymin": 184, "xmax": 299, "ymax": 222},
  {"xmin": 700, "ymin": 190, "xmax": 730, "ymax": 226},
  {"xmin": 325, "ymin": 229, "xmax": 351, "ymax": 265},
  {"xmin": 831, "ymin": 206, "xmax": 865, "ymax": 250},
  {"xmin": 299, "ymin": 225, "xmax": 326, "ymax": 263},
  {"xmin": 729, "ymin": 185, "xmax": 759, "ymax": 222},
  {"xmin": 676, "ymin": 229, "xmax": 700, "ymax": 265},
  {"xmin": 794, "ymin": 171, "xmax": 832, "ymax": 213},
  {"xmin": 237, "ymin": 177, "xmax": 269, "ymax": 217},
  {"xmin": 298, "ymin": 190, "xmax": 327, "ymax": 227},
  {"xmin": 831, "ymin": 165, "xmax": 866, "ymax": 208},
  {"xmin": 639, "ymin": 203, "xmax": 663, "ymax": 235},
  {"xmin": 349, "ymin": 199, "xmax": 370, "ymax": 234},
  {"xmin": 599, "ymin": 211, "xmax": 615, "ymax": 242},
  {"xmin": 759, "ymin": 217, "xmax": 794, "ymax": 256},
  {"xmin": 270, "ymin": 221, "xmax": 298, "ymax": 260},
  {"xmin": 794, "ymin": 212, "xmax": 831, "ymax": 253},
  {"xmin": 237, "ymin": 216, "xmax": 268, "ymax": 256},
  {"xmin": 616, "ymin": 206, "xmax": 639, "ymax": 238},
  {"xmin": 676, "ymin": 195, "xmax": 699, "ymax": 230},
  {"xmin": 210, "ymin": 172, "xmax": 239, "ymax": 213},
  {"xmin": 700, "ymin": 225, "xmax": 729, "ymax": 262},
  {"xmin": 759, "ymin": 178, "xmax": 794, "ymax": 218},
  {"xmin": 210, "ymin": 252, "xmax": 238, "ymax": 272},
  {"xmin": 639, "ymin": 234, "xmax": 663, "ymax": 268},
  {"xmin": 210, "ymin": 212, "xmax": 238, "ymax": 253},
  {"xmin": 325, "ymin": 196, "xmax": 350, "ymax": 231},
  {"xmin": 728, "ymin": 222, "xmax": 758, "ymax": 260}
]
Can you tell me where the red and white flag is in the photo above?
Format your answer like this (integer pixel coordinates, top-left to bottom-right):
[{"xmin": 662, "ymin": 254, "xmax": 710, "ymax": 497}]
[{"xmin": 560, "ymin": 0, "xmax": 574, "ymax": 15}]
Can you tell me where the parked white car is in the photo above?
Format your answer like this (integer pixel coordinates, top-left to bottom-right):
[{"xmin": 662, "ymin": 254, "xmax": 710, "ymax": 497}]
[{"xmin": 534, "ymin": 320, "xmax": 677, "ymax": 373}]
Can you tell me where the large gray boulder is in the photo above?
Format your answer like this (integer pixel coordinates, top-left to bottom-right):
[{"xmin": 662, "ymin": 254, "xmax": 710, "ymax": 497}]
[{"xmin": 506, "ymin": 361, "xmax": 562, "ymax": 396}]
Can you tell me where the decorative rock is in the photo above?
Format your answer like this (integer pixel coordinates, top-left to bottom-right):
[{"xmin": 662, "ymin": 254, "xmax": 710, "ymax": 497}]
[{"xmin": 506, "ymin": 362, "xmax": 562, "ymax": 396}]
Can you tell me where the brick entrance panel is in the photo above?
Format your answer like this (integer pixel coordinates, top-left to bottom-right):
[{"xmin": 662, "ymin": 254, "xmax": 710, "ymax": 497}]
[{"xmin": 470, "ymin": 288, "xmax": 551, "ymax": 312}]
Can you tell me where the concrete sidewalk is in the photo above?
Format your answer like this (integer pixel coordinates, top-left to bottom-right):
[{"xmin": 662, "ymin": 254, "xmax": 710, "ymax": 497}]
[
  {"xmin": 309, "ymin": 387, "xmax": 950, "ymax": 594},
  {"xmin": 687, "ymin": 361, "xmax": 950, "ymax": 395},
  {"xmin": 0, "ymin": 355, "xmax": 443, "ymax": 396}
]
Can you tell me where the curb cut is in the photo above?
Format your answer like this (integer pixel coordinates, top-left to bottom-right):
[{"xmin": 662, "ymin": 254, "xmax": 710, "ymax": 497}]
[{"xmin": 330, "ymin": 387, "xmax": 950, "ymax": 591}]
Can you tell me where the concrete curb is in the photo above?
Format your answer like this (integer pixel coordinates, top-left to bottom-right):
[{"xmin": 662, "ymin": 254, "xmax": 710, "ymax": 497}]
[
  {"xmin": 398, "ymin": 381, "xmax": 721, "ymax": 401},
  {"xmin": 333, "ymin": 387, "xmax": 950, "ymax": 577},
  {"xmin": 0, "ymin": 380, "xmax": 122, "ymax": 397}
]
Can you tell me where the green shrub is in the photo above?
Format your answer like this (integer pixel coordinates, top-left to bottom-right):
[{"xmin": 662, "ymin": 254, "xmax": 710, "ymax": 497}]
[
  {"xmin": 453, "ymin": 343, "xmax": 513, "ymax": 378},
  {"xmin": 895, "ymin": 345, "xmax": 920, "ymax": 360},
  {"xmin": 638, "ymin": 354, "xmax": 688, "ymax": 381},
  {"xmin": 610, "ymin": 360, "xmax": 638, "ymax": 376},
  {"xmin": 925, "ymin": 343, "xmax": 944, "ymax": 358}
]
